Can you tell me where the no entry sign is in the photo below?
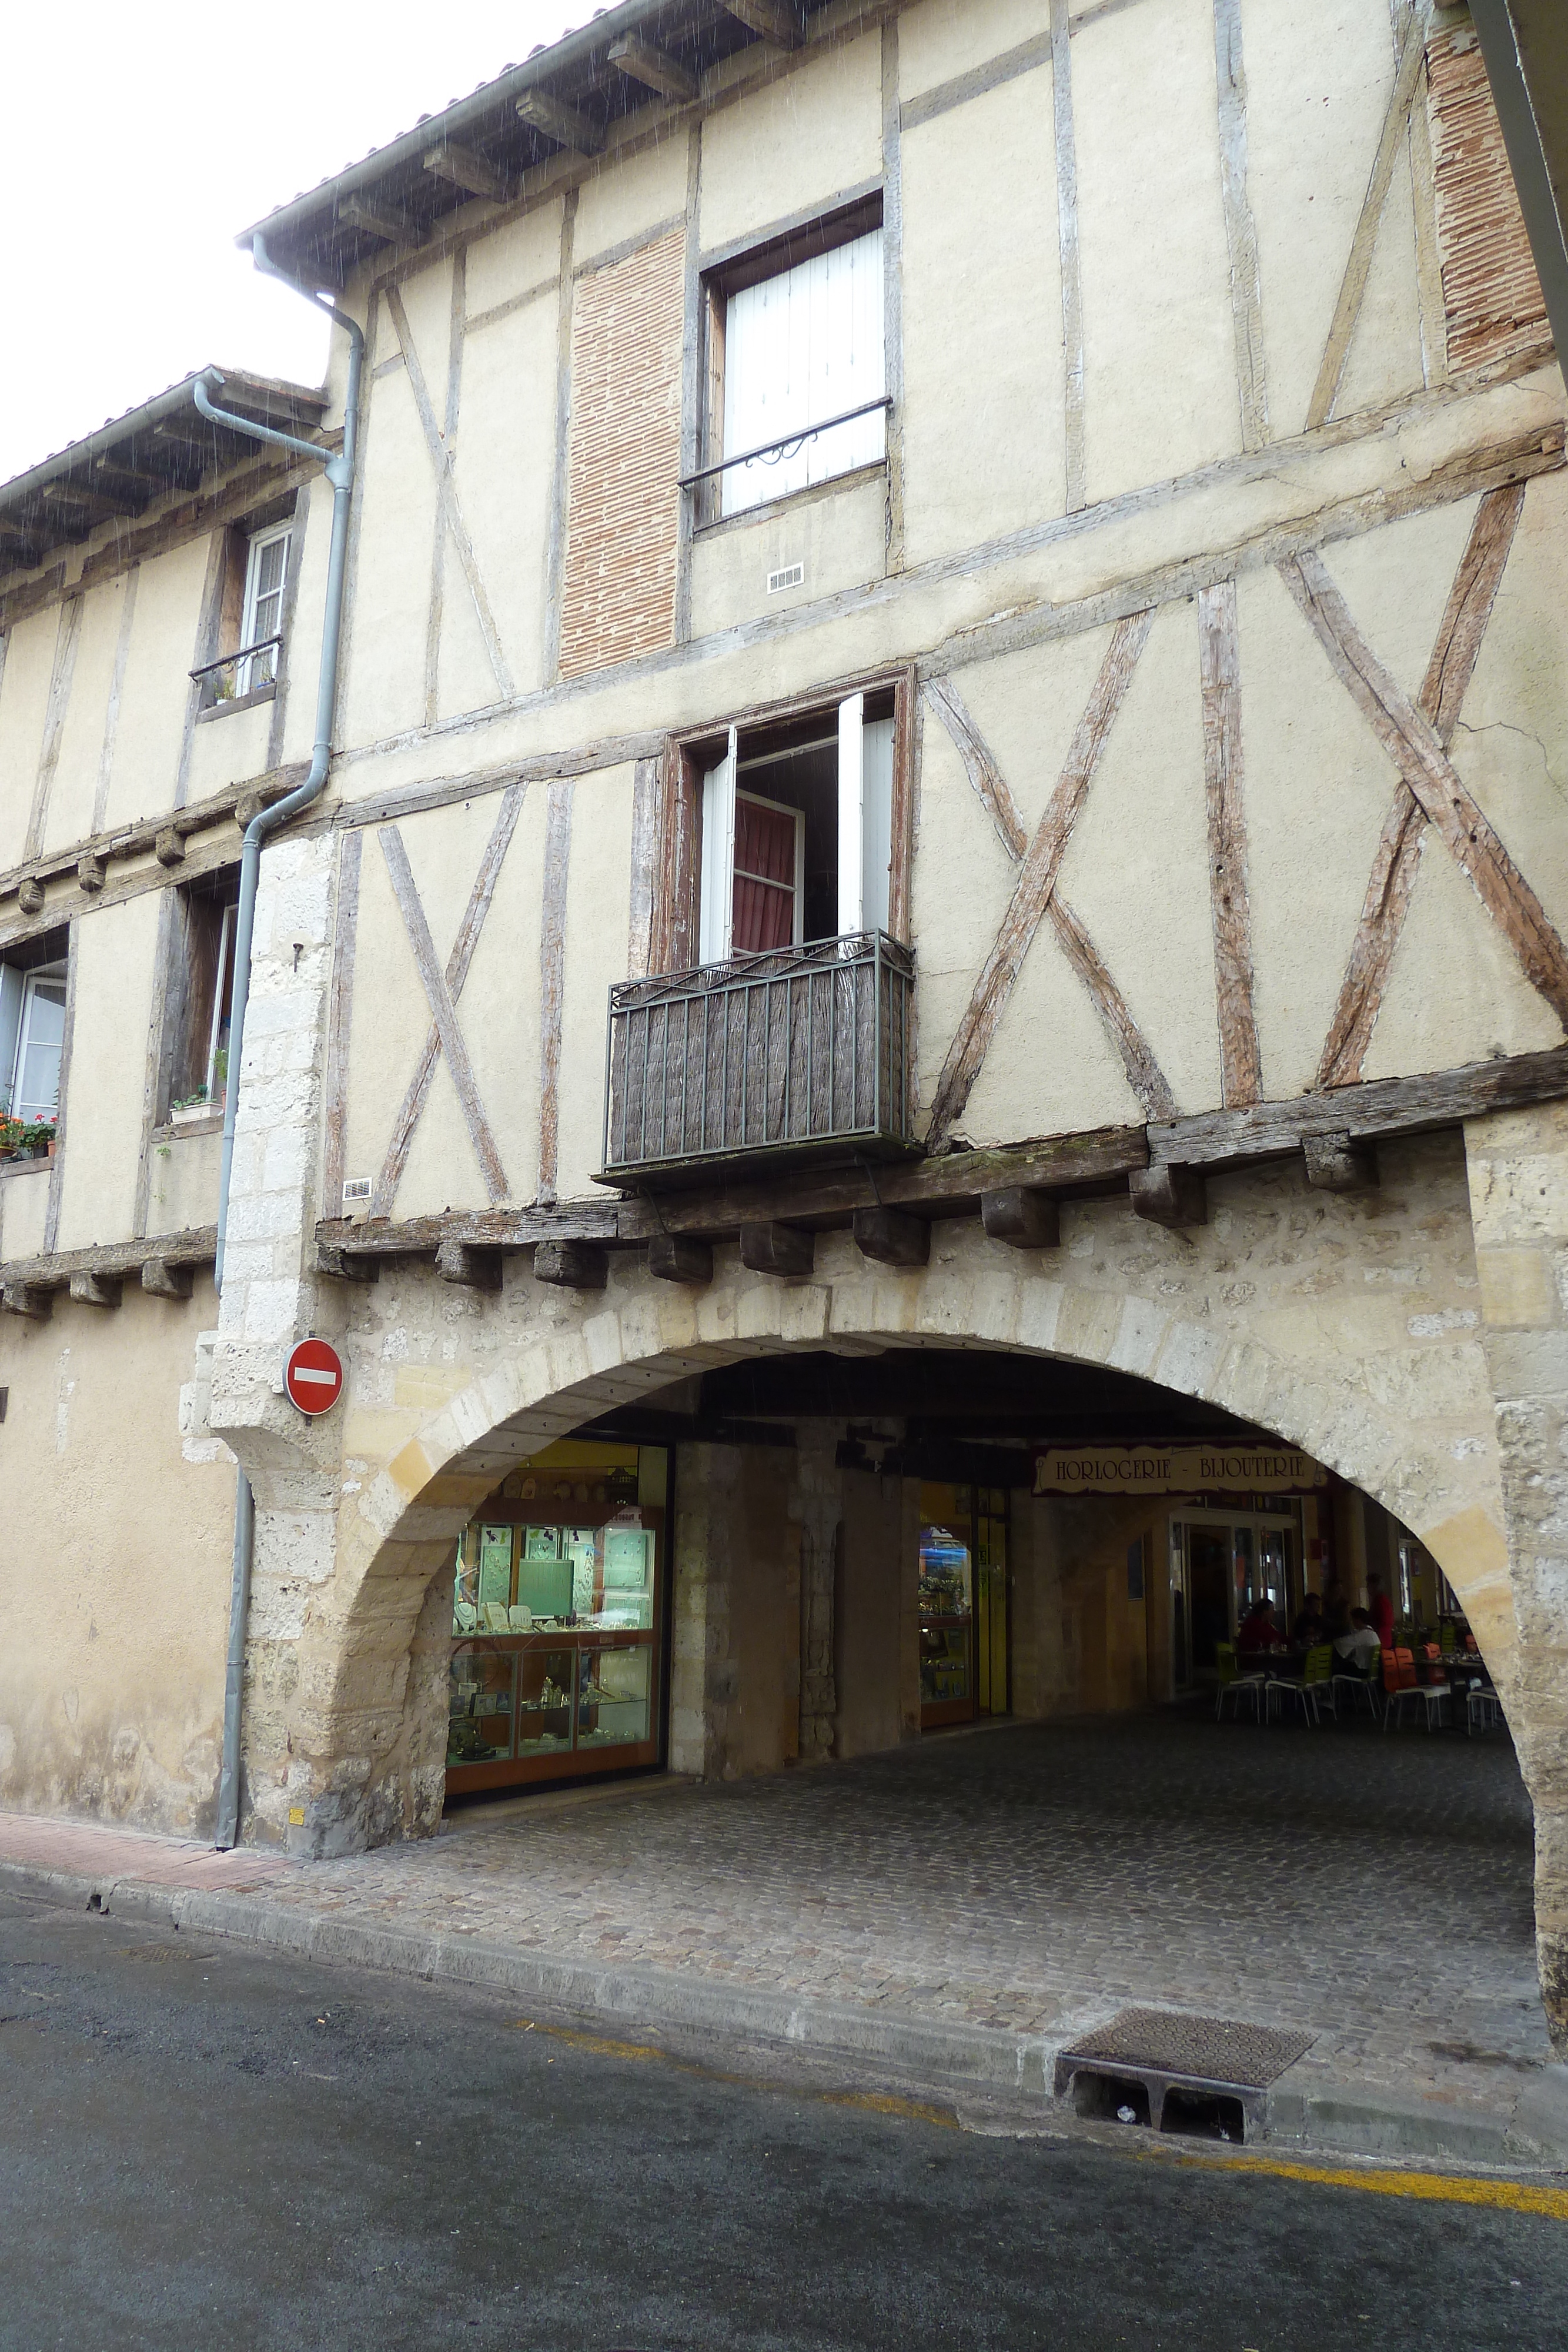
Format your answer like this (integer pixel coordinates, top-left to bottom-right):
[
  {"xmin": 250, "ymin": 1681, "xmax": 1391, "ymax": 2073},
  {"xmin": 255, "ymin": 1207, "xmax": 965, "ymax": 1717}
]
[{"xmin": 285, "ymin": 1337, "xmax": 344, "ymax": 1416}]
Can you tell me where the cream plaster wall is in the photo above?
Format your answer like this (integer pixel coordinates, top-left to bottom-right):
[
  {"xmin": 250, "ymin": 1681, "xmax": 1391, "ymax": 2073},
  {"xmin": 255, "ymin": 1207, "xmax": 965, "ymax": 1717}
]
[
  {"xmin": 145, "ymin": 1123, "xmax": 223, "ymax": 1240},
  {"xmin": 0, "ymin": 1278, "xmax": 233, "ymax": 1835},
  {"xmin": 463, "ymin": 196, "xmax": 563, "ymax": 325},
  {"xmin": 0, "ymin": 606, "xmax": 59, "ymax": 868},
  {"xmin": 556, "ymin": 764, "xmax": 636, "ymax": 1202},
  {"xmin": 1074, "ymin": 0, "xmax": 1239, "ymax": 503},
  {"xmin": 897, "ymin": 0, "xmax": 1045, "ymax": 100},
  {"xmin": 341, "ymin": 359, "xmax": 440, "ymax": 751},
  {"xmin": 835, "ymin": 1466, "xmax": 910, "ymax": 1759},
  {"xmin": 183, "ymin": 700, "xmax": 276, "ymax": 806},
  {"xmin": 1241, "ymin": 0, "xmax": 1409, "ymax": 437},
  {"xmin": 699, "ymin": 30, "xmax": 883, "ymax": 255},
  {"xmin": 0, "ymin": 1164, "xmax": 49, "ymax": 1260},
  {"xmin": 898, "ymin": 61, "xmax": 1065, "ymax": 562},
  {"xmin": 576, "ymin": 132, "xmax": 689, "ymax": 266},
  {"xmin": 688, "ymin": 471, "xmax": 888, "ymax": 641},
  {"xmin": 98, "ymin": 536, "xmax": 209, "ymax": 834},
  {"xmin": 38, "ymin": 577, "xmax": 122, "ymax": 853},
  {"xmin": 448, "ymin": 292, "xmax": 558, "ymax": 709},
  {"xmin": 54, "ymin": 893, "xmax": 163, "ymax": 1252}
]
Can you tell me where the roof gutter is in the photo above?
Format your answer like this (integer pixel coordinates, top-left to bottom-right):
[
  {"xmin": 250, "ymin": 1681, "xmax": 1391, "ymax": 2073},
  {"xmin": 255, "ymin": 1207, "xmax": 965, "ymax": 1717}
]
[
  {"xmin": 207, "ymin": 233, "xmax": 364, "ymax": 1850},
  {"xmin": 236, "ymin": 0, "xmax": 674, "ymax": 251}
]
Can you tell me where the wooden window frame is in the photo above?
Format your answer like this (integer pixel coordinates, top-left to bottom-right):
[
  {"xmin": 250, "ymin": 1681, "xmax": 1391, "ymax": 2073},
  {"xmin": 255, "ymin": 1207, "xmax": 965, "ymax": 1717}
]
[
  {"xmin": 648, "ymin": 665, "xmax": 916, "ymax": 978},
  {"xmin": 697, "ymin": 190, "xmax": 885, "ymax": 530}
]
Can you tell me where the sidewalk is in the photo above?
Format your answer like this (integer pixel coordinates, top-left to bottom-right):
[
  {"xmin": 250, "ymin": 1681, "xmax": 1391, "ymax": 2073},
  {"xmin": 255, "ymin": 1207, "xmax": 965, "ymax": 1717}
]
[{"xmin": 4, "ymin": 1715, "xmax": 1566, "ymax": 2169}]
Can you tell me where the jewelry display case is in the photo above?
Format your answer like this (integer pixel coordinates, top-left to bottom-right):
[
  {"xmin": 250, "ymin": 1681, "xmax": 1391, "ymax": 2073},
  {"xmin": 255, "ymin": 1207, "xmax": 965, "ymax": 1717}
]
[{"xmin": 445, "ymin": 1448, "xmax": 665, "ymax": 1793}]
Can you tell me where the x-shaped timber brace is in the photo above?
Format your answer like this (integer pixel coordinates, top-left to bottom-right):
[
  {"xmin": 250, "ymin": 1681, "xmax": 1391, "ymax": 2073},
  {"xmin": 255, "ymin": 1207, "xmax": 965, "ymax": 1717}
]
[{"xmin": 322, "ymin": 474, "xmax": 1563, "ymax": 1282}]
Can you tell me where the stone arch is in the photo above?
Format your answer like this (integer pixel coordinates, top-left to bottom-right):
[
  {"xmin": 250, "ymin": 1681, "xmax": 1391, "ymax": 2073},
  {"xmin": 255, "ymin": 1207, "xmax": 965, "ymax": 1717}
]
[{"xmin": 293, "ymin": 1170, "xmax": 1510, "ymax": 1848}]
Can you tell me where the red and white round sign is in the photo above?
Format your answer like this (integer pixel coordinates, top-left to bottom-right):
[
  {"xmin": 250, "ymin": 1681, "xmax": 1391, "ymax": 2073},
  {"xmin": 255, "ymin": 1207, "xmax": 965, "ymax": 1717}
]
[{"xmin": 285, "ymin": 1337, "xmax": 344, "ymax": 1416}]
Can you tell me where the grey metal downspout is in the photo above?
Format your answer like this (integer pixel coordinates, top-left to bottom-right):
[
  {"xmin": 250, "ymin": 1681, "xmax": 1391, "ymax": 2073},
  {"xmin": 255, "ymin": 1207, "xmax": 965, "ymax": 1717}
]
[{"xmin": 209, "ymin": 236, "xmax": 364, "ymax": 1848}]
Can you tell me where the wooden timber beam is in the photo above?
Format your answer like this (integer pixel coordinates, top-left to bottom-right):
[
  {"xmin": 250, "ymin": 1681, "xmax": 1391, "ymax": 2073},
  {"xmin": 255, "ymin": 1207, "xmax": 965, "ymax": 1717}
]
[
  {"xmin": 1, "ymin": 1282, "xmax": 52, "ymax": 1321},
  {"xmin": 422, "ymin": 142, "xmax": 511, "ymax": 203},
  {"xmin": 717, "ymin": 0, "xmax": 803, "ymax": 45},
  {"xmin": 516, "ymin": 90, "xmax": 604, "ymax": 155},
  {"xmin": 142, "ymin": 1258, "xmax": 195, "ymax": 1301},
  {"xmin": 740, "ymin": 1222, "xmax": 815, "ymax": 1278},
  {"xmin": 648, "ymin": 1233, "xmax": 714, "ymax": 1286},
  {"xmin": 40, "ymin": 479, "xmax": 148, "ymax": 524},
  {"xmin": 1302, "ymin": 1132, "xmax": 1378, "ymax": 1193},
  {"xmin": 1129, "ymin": 1165, "xmax": 1208, "ymax": 1231},
  {"xmin": 852, "ymin": 1208, "xmax": 931, "ymax": 1268},
  {"xmin": 68, "ymin": 1272, "xmax": 122, "ymax": 1309},
  {"xmin": 535, "ymin": 1240, "xmax": 608, "ymax": 1291},
  {"xmin": 609, "ymin": 36, "xmax": 698, "ymax": 102},
  {"xmin": 337, "ymin": 196, "xmax": 416, "ymax": 249},
  {"xmin": 435, "ymin": 1238, "xmax": 502, "ymax": 1292},
  {"xmin": 0, "ymin": 1227, "xmax": 215, "ymax": 1297},
  {"xmin": 309, "ymin": 1046, "xmax": 1568, "ymax": 1281},
  {"xmin": 981, "ymin": 1188, "xmax": 1061, "ymax": 1250}
]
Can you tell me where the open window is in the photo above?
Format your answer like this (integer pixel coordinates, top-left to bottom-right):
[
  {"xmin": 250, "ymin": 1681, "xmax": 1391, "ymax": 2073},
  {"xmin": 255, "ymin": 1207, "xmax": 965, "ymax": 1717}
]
[
  {"xmin": 193, "ymin": 514, "xmax": 293, "ymax": 710},
  {"xmin": 701, "ymin": 193, "xmax": 887, "ymax": 523},
  {"xmin": 0, "ymin": 928, "xmax": 69, "ymax": 1130},
  {"xmin": 166, "ymin": 874, "xmax": 240, "ymax": 1117},
  {"xmin": 697, "ymin": 690, "xmax": 895, "ymax": 963}
]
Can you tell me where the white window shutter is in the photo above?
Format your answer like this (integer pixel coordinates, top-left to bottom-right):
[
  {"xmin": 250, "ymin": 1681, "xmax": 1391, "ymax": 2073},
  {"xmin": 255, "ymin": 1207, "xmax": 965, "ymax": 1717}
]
[
  {"xmin": 861, "ymin": 716, "xmax": 894, "ymax": 937},
  {"xmin": 837, "ymin": 694, "xmax": 865, "ymax": 936},
  {"xmin": 699, "ymin": 724, "xmax": 738, "ymax": 963}
]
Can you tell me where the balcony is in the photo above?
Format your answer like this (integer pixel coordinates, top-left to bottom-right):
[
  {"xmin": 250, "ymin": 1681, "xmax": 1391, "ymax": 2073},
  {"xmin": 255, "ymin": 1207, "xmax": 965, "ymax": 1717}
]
[{"xmin": 599, "ymin": 932, "xmax": 917, "ymax": 1187}]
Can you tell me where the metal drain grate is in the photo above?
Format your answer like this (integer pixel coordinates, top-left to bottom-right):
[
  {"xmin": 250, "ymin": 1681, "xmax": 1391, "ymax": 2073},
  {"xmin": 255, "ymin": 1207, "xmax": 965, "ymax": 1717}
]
[{"xmin": 1061, "ymin": 2008, "xmax": 1312, "ymax": 2088}]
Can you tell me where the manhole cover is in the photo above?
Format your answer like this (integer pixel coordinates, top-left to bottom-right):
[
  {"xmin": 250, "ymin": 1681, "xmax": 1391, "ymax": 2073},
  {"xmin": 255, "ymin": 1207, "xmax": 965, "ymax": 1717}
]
[{"xmin": 1061, "ymin": 2008, "xmax": 1312, "ymax": 2088}]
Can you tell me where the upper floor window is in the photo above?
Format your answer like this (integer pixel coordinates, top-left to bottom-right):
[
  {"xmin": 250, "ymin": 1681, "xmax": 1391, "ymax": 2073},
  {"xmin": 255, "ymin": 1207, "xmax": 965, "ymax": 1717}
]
[
  {"xmin": 698, "ymin": 693, "xmax": 895, "ymax": 962},
  {"xmin": 238, "ymin": 522, "xmax": 292, "ymax": 694},
  {"xmin": 169, "ymin": 876, "xmax": 240, "ymax": 1115},
  {"xmin": 195, "ymin": 519, "xmax": 293, "ymax": 709},
  {"xmin": 704, "ymin": 195, "xmax": 887, "ymax": 522},
  {"xmin": 0, "ymin": 933, "xmax": 69, "ymax": 1131}
]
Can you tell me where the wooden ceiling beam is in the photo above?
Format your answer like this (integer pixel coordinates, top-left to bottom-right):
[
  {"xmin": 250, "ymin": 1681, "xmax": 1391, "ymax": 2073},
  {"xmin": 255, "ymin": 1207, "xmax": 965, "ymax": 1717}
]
[
  {"xmin": 336, "ymin": 195, "xmax": 416, "ymax": 248},
  {"xmin": 41, "ymin": 479, "xmax": 149, "ymax": 523},
  {"xmin": 608, "ymin": 35, "xmax": 698, "ymax": 102},
  {"xmin": 716, "ymin": 0, "xmax": 803, "ymax": 46},
  {"xmin": 515, "ymin": 88, "xmax": 605, "ymax": 154},
  {"xmin": 422, "ymin": 141, "xmax": 511, "ymax": 203}
]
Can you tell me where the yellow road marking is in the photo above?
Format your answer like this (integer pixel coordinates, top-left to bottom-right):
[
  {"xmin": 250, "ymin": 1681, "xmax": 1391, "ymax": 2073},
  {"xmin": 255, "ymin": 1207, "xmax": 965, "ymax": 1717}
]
[
  {"xmin": 1164, "ymin": 2150, "xmax": 1568, "ymax": 2220},
  {"xmin": 513, "ymin": 2018, "xmax": 959, "ymax": 2125}
]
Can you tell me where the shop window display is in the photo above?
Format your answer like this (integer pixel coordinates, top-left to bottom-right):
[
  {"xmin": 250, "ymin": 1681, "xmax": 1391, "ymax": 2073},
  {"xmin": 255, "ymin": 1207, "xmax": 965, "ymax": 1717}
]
[
  {"xmin": 917, "ymin": 1481, "xmax": 1009, "ymax": 1731},
  {"xmin": 445, "ymin": 1446, "xmax": 664, "ymax": 1793}
]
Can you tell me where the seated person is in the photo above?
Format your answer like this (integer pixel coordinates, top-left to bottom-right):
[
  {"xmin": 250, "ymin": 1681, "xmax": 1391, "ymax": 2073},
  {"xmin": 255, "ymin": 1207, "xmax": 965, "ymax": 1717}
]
[
  {"xmin": 1292, "ymin": 1593, "xmax": 1325, "ymax": 1646},
  {"xmin": 1333, "ymin": 1607, "xmax": 1382, "ymax": 1675},
  {"xmin": 1236, "ymin": 1599, "xmax": 1283, "ymax": 1655}
]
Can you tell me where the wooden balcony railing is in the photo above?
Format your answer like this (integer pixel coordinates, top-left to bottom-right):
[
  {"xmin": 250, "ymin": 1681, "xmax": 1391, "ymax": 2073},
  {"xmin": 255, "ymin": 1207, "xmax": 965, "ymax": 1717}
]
[{"xmin": 599, "ymin": 932, "xmax": 917, "ymax": 1185}]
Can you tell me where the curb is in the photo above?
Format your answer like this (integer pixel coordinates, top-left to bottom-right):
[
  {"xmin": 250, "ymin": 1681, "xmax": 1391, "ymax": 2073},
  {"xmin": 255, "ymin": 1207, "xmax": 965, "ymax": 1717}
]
[{"xmin": 6, "ymin": 1855, "xmax": 1563, "ymax": 2170}]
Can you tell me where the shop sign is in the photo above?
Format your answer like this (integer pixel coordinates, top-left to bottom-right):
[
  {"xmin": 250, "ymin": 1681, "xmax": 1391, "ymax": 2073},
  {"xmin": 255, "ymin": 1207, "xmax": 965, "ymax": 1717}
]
[
  {"xmin": 1032, "ymin": 1444, "xmax": 1326, "ymax": 1496},
  {"xmin": 284, "ymin": 1335, "xmax": 344, "ymax": 1416}
]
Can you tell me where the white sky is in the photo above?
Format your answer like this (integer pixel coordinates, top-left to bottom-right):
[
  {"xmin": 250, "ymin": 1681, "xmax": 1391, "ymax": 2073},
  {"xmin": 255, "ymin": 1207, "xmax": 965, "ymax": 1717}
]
[{"xmin": 1, "ymin": 1, "xmax": 590, "ymax": 483}]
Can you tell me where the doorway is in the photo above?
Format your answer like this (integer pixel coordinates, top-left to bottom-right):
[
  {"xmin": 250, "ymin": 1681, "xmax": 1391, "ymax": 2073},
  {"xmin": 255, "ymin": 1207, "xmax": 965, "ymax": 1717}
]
[
  {"xmin": 1169, "ymin": 1510, "xmax": 1300, "ymax": 1688},
  {"xmin": 918, "ymin": 1482, "xmax": 1009, "ymax": 1730}
]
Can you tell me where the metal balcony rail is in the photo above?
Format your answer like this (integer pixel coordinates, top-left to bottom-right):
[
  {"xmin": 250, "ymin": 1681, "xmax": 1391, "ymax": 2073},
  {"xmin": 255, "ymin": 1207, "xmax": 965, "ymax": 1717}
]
[
  {"xmin": 188, "ymin": 634, "xmax": 283, "ymax": 682},
  {"xmin": 677, "ymin": 395, "xmax": 892, "ymax": 492},
  {"xmin": 601, "ymin": 931, "xmax": 916, "ymax": 1183}
]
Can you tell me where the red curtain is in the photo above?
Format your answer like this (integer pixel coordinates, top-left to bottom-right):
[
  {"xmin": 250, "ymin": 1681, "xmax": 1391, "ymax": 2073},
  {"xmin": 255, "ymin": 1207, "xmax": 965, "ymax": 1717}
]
[{"xmin": 731, "ymin": 796, "xmax": 797, "ymax": 952}]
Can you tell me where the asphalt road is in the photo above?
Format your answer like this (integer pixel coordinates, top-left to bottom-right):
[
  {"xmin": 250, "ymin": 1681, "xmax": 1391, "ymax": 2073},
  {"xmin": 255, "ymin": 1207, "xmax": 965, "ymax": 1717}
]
[{"xmin": 1, "ymin": 1886, "xmax": 1563, "ymax": 2351}]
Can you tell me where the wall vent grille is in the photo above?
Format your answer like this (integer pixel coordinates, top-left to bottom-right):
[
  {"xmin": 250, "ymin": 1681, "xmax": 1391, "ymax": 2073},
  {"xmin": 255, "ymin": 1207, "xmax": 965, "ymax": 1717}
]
[
  {"xmin": 767, "ymin": 563, "xmax": 804, "ymax": 594},
  {"xmin": 342, "ymin": 1178, "xmax": 373, "ymax": 1205}
]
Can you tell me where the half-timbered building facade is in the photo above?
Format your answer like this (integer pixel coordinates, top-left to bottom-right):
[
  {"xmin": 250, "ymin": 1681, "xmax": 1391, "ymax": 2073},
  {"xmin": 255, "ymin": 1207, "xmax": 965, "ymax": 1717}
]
[{"xmin": 4, "ymin": 0, "xmax": 1568, "ymax": 2049}]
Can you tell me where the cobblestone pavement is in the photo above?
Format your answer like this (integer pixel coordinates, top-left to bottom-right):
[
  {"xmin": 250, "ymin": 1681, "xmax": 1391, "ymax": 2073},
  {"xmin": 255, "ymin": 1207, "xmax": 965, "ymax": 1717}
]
[{"xmin": 247, "ymin": 1713, "xmax": 1550, "ymax": 2117}]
